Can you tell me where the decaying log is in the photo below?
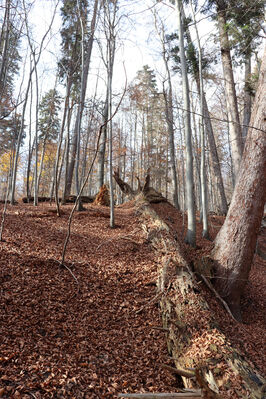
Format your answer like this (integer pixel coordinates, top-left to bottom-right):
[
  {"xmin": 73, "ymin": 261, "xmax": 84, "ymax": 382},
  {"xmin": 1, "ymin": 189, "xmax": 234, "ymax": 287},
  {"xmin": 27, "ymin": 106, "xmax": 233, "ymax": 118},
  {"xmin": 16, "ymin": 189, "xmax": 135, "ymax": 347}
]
[
  {"xmin": 113, "ymin": 170, "xmax": 167, "ymax": 204},
  {"xmin": 135, "ymin": 198, "xmax": 265, "ymax": 399},
  {"xmin": 65, "ymin": 195, "xmax": 94, "ymax": 203},
  {"xmin": 21, "ymin": 195, "xmax": 94, "ymax": 204}
]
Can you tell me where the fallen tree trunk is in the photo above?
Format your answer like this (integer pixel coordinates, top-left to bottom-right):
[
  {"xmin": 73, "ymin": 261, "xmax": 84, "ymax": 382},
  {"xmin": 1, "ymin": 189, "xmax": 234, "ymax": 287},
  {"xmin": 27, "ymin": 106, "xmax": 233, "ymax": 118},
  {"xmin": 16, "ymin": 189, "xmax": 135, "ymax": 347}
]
[
  {"xmin": 134, "ymin": 196, "xmax": 265, "ymax": 399},
  {"xmin": 21, "ymin": 195, "xmax": 94, "ymax": 204}
]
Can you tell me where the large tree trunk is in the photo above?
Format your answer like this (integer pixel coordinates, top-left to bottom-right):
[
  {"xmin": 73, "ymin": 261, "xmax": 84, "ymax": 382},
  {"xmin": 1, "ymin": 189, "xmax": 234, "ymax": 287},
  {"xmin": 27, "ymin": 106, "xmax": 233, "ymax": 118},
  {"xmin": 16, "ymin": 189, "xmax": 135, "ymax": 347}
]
[
  {"xmin": 216, "ymin": 3, "xmax": 243, "ymax": 184},
  {"xmin": 175, "ymin": 0, "xmax": 196, "ymax": 247},
  {"xmin": 211, "ymin": 46, "xmax": 266, "ymax": 321}
]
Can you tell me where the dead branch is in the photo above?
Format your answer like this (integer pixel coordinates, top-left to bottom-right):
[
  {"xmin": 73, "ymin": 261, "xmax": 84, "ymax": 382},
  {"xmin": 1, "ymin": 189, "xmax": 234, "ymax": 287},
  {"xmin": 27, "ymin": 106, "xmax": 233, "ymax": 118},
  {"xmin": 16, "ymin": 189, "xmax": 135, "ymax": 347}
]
[
  {"xmin": 151, "ymin": 326, "xmax": 170, "ymax": 332},
  {"xmin": 157, "ymin": 363, "xmax": 196, "ymax": 379},
  {"xmin": 135, "ymin": 292, "xmax": 163, "ymax": 314},
  {"xmin": 200, "ymin": 273, "xmax": 238, "ymax": 323},
  {"xmin": 113, "ymin": 169, "xmax": 135, "ymax": 196},
  {"xmin": 55, "ymin": 260, "xmax": 79, "ymax": 294}
]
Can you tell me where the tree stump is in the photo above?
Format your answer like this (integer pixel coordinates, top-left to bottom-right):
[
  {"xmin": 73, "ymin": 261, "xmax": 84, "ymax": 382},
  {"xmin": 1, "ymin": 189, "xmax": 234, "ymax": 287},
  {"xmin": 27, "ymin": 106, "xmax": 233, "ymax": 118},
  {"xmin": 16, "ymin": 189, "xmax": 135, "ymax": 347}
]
[{"xmin": 93, "ymin": 184, "xmax": 110, "ymax": 206}]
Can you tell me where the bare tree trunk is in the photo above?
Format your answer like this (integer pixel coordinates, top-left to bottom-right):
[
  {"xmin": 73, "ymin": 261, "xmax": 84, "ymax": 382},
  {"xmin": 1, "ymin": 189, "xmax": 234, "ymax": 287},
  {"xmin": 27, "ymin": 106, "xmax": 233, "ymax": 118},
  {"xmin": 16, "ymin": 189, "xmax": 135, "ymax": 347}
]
[
  {"xmin": 242, "ymin": 53, "xmax": 252, "ymax": 143},
  {"xmin": 175, "ymin": 0, "xmax": 196, "ymax": 247},
  {"xmin": 33, "ymin": 57, "xmax": 39, "ymax": 206},
  {"xmin": 10, "ymin": 69, "xmax": 33, "ymax": 204},
  {"xmin": 62, "ymin": 100, "xmax": 74, "ymax": 204},
  {"xmin": 190, "ymin": 2, "xmax": 209, "ymax": 238},
  {"xmin": 211, "ymin": 47, "xmax": 266, "ymax": 321},
  {"xmin": 154, "ymin": 14, "xmax": 179, "ymax": 209},
  {"xmin": 10, "ymin": 0, "xmax": 57, "ymax": 204},
  {"xmin": 26, "ymin": 77, "xmax": 33, "ymax": 202},
  {"xmin": 36, "ymin": 137, "xmax": 47, "ymax": 196},
  {"xmin": 182, "ymin": 8, "xmax": 227, "ymax": 215},
  {"xmin": 65, "ymin": 0, "xmax": 99, "ymax": 198},
  {"xmin": 0, "ymin": 0, "xmax": 10, "ymax": 96},
  {"xmin": 216, "ymin": 3, "xmax": 243, "ymax": 183},
  {"xmin": 97, "ymin": 93, "xmax": 108, "ymax": 190},
  {"xmin": 104, "ymin": 0, "xmax": 117, "ymax": 228},
  {"xmin": 54, "ymin": 80, "xmax": 71, "ymax": 216}
]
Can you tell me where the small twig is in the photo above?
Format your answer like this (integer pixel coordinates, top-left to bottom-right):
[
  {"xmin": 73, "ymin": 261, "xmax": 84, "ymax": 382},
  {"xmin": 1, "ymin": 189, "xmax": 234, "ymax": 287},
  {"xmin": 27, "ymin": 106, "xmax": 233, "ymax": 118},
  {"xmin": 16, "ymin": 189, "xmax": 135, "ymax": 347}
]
[
  {"xmin": 151, "ymin": 326, "xmax": 170, "ymax": 332},
  {"xmin": 200, "ymin": 273, "xmax": 238, "ymax": 323},
  {"xmin": 157, "ymin": 363, "xmax": 195, "ymax": 378},
  {"xmin": 56, "ymin": 260, "xmax": 80, "ymax": 294},
  {"xmin": 135, "ymin": 292, "xmax": 163, "ymax": 314}
]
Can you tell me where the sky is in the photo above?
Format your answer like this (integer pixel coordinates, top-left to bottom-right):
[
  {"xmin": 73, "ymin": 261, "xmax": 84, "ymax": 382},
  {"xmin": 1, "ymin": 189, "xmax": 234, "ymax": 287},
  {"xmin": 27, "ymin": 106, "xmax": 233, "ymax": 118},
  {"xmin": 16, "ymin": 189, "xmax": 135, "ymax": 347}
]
[{"xmin": 18, "ymin": 0, "xmax": 217, "ymax": 100}]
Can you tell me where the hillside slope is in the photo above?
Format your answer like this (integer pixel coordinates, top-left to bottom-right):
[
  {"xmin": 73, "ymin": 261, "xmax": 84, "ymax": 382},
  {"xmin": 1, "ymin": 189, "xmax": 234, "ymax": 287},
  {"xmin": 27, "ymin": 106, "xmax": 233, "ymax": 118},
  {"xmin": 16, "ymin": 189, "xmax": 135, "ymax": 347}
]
[{"xmin": 0, "ymin": 202, "xmax": 265, "ymax": 398}]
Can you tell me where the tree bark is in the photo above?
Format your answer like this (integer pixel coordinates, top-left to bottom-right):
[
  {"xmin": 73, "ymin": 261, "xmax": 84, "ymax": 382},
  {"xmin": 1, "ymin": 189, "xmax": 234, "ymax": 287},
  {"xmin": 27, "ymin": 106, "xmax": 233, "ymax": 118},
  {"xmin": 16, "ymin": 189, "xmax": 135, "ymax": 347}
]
[
  {"xmin": 216, "ymin": 3, "xmax": 243, "ymax": 184},
  {"xmin": 65, "ymin": 0, "xmax": 99, "ymax": 198},
  {"xmin": 182, "ymin": 6, "xmax": 227, "ymax": 215},
  {"xmin": 242, "ymin": 53, "xmax": 252, "ymax": 143},
  {"xmin": 211, "ymin": 46, "xmax": 266, "ymax": 321},
  {"xmin": 175, "ymin": 0, "xmax": 196, "ymax": 247},
  {"xmin": 97, "ymin": 93, "xmax": 108, "ymax": 191},
  {"xmin": 154, "ymin": 15, "xmax": 179, "ymax": 210}
]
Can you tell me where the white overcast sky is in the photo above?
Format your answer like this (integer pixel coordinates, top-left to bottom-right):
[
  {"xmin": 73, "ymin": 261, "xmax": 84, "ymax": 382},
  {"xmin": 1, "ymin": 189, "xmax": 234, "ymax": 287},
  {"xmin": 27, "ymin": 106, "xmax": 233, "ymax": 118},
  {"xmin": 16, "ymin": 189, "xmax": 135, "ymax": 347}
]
[{"xmin": 19, "ymin": 0, "xmax": 218, "ymax": 100}]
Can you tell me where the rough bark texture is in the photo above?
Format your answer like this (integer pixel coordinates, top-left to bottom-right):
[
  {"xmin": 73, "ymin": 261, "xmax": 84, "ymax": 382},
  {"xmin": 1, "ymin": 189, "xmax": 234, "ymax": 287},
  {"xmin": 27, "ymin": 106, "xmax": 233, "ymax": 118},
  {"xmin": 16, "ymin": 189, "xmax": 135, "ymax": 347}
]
[
  {"xmin": 242, "ymin": 54, "xmax": 252, "ymax": 142},
  {"xmin": 135, "ymin": 198, "xmax": 265, "ymax": 399},
  {"xmin": 211, "ymin": 46, "xmax": 266, "ymax": 320}
]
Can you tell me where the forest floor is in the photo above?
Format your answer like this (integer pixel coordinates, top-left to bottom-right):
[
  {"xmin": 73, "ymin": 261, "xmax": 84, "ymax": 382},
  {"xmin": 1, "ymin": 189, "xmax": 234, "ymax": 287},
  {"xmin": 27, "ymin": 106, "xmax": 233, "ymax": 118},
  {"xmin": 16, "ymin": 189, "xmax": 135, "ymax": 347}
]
[{"xmin": 0, "ymin": 201, "xmax": 265, "ymax": 399}]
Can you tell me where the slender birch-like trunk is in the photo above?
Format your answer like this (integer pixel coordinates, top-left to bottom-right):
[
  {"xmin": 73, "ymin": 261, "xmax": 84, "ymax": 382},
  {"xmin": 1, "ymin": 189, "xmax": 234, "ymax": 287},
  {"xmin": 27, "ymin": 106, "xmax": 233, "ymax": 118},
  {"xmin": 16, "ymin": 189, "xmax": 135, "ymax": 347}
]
[
  {"xmin": 175, "ymin": 0, "xmax": 196, "ymax": 246},
  {"xmin": 65, "ymin": 0, "xmax": 99, "ymax": 198}
]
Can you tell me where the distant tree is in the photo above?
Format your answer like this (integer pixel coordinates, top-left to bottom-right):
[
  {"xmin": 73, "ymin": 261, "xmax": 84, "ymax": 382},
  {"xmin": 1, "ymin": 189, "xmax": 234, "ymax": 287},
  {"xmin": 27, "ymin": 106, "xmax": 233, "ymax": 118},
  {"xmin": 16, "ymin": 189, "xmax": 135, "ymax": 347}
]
[
  {"xmin": 226, "ymin": 0, "xmax": 265, "ymax": 142},
  {"xmin": 62, "ymin": 0, "xmax": 99, "ymax": 203},
  {"xmin": 129, "ymin": 65, "xmax": 167, "ymax": 188},
  {"xmin": 167, "ymin": 21, "xmax": 228, "ymax": 215},
  {"xmin": 0, "ymin": 0, "xmax": 21, "ymax": 101},
  {"xmin": 38, "ymin": 88, "xmax": 61, "ymax": 142},
  {"xmin": 36, "ymin": 88, "xmax": 61, "ymax": 196},
  {"xmin": 153, "ymin": 12, "xmax": 180, "ymax": 209},
  {"xmin": 203, "ymin": 0, "xmax": 243, "ymax": 185}
]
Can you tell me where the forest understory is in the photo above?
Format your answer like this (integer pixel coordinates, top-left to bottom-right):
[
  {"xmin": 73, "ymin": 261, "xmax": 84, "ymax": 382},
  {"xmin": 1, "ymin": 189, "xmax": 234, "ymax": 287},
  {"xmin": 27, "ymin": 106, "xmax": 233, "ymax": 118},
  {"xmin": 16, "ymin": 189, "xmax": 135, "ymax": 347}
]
[{"xmin": 0, "ymin": 201, "xmax": 265, "ymax": 399}]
